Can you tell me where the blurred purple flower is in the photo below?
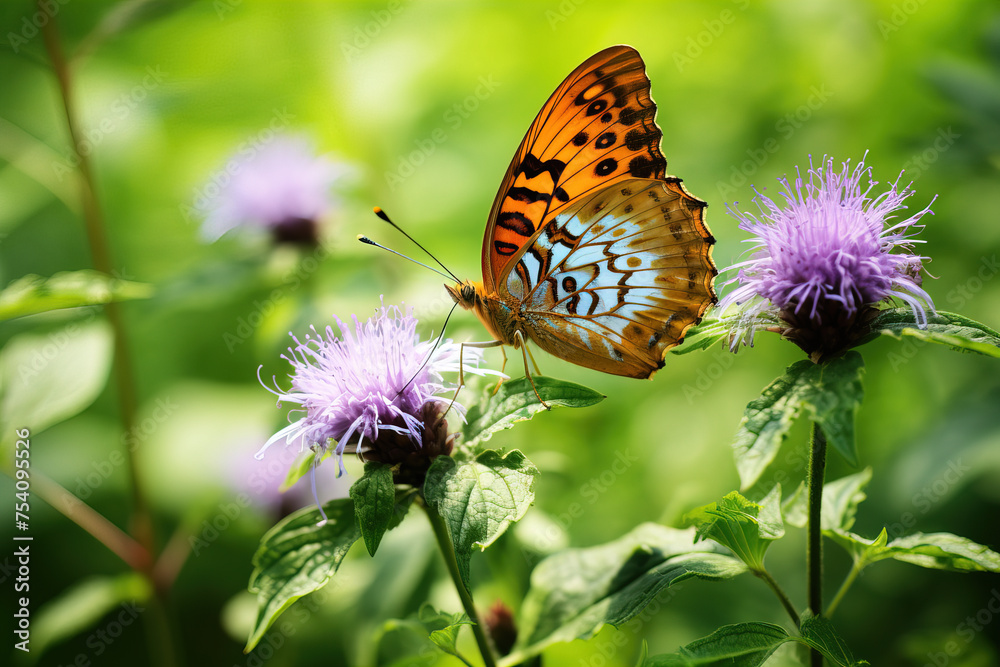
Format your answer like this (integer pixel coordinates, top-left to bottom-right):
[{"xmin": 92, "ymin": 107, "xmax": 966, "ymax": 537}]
[
  {"xmin": 258, "ymin": 302, "xmax": 498, "ymax": 499},
  {"xmin": 199, "ymin": 135, "xmax": 347, "ymax": 244},
  {"xmin": 718, "ymin": 154, "xmax": 935, "ymax": 359}
]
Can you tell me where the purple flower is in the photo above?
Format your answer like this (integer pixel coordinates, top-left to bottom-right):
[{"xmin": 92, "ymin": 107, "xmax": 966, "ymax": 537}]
[
  {"xmin": 199, "ymin": 135, "xmax": 347, "ymax": 244},
  {"xmin": 257, "ymin": 302, "xmax": 497, "ymax": 491},
  {"xmin": 718, "ymin": 154, "xmax": 935, "ymax": 359}
]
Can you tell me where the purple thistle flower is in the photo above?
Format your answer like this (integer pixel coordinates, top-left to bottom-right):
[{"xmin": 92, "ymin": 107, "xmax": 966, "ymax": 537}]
[
  {"xmin": 199, "ymin": 135, "xmax": 348, "ymax": 244},
  {"xmin": 257, "ymin": 302, "xmax": 497, "ymax": 492},
  {"xmin": 718, "ymin": 154, "xmax": 935, "ymax": 360}
]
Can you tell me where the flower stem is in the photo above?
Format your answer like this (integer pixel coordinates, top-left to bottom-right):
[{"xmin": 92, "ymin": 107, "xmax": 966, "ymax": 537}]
[
  {"xmin": 753, "ymin": 568, "xmax": 800, "ymax": 627},
  {"xmin": 806, "ymin": 422, "xmax": 828, "ymax": 666},
  {"xmin": 424, "ymin": 502, "xmax": 497, "ymax": 667},
  {"xmin": 40, "ymin": 9, "xmax": 176, "ymax": 667},
  {"xmin": 825, "ymin": 560, "xmax": 862, "ymax": 619}
]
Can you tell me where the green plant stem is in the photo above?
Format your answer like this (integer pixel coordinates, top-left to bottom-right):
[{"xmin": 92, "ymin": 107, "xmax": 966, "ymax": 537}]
[
  {"xmin": 806, "ymin": 422, "xmax": 828, "ymax": 666},
  {"xmin": 40, "ymin": 9, "xmax": 176, "ymax": 667},
  {"xmin": 825, "ymin": 560, "xmax": 863, "ymax": 618},
  {"xmin": 753, "ymin": 568, "xmax": 800, "ymax": 627},
  {"xmin": 424, "ymin": 503, "xmax": 498, "ymax": 667}
]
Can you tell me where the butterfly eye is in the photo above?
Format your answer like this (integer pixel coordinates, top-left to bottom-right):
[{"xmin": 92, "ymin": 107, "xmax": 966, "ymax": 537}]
[{"xmin": 461, "ymin": 284, "xmax": 477, "ymax": 303}]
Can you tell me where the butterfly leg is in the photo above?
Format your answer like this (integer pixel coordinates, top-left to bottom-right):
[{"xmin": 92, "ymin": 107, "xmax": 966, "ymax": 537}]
[
  {"xmin": 514, "ymin": 330, "xmax": 549, "ymax": 410},
  {"xmin": 440, "ymin": 339, "xmax": 505, "ymax": 424}
]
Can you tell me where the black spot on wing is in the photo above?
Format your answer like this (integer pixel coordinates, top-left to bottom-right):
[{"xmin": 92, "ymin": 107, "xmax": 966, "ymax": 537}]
[
  {"xmin": 595, "ymin": 158, "xmax": 618, "ymax": 176},
  {"xmin": 628, "ymin": 155, "xmax": 663, "ymax": 178},
  {"xmin": 625, "ymin": 127, "xmax": 662, "ymax": 151},
  {"xmin": 519, "ymin": 153, "xmax": 567, "ymax": 182},
  {"xmin": 586, "ymin": 99, "xmax": 608, "ymax": 116},
  {"xmin": 554, "ymin": 187, "xmax": 569, "ymax": 202},
  {"xmin": 596, "ymin": 131, "xmax": 616, "ymax": 149},
  {"xmin": 497, "ymin": 212, "xmax": 535, "ymax": 236},
  {"xmin": 572, "ymin": 131, "xmax": 589, "ymax": 146},
  {"xmin": 619, "ymin": 105, "xmax": 655, "ymax": 126},
  {"xmin": 494, "ymin": 240, "xmax": 518, "ymax": 256},
  {"xmin": 600, "ymin": 111, "xmax": 613, "ymax": 123},
  {"xmin": 506, "ymin": 187, "xmax": 551, "ymax": 205}
]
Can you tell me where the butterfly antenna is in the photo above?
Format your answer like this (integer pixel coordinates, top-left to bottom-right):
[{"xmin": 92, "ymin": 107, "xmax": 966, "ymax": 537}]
[
  {"xmin": 373, "ymin": 207, "xmax": 461, "ymax": 282},
  {"xmin": 357, "ymin": 235, "xmax": 454, "ymax": 281},
  {"xmin": 395, "ymin": 301, "xmax": 461, "ymax": 399}
]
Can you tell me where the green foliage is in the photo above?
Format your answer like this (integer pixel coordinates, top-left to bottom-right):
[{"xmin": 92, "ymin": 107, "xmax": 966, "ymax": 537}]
[
  {"xmin": 279, "ymin": 448, "xmax": 328, "ymax": 492},
  {"xmin": 423, "ymin": 449, "xmax": 538, "ymax": 586},
  {"xmin": 417, "ymin": 605, "xmax": 474, "ymax": 663},
  {"xmin": 868, "ymin": 308, "xmax": 1000, "ymax": 357},
  {"xmin": 0, "ymin": 321, "xmax": 112, "ymax": 443},
  {"xmin": 246, "ymin": 500, "xmax": 361, "ymax": 651},
  {"xmin": 33, "ymin": 573, "xmax": 151, "ymax": 656},
  {"xmin": 797, "ymin": 615, "xmax": 869, "ymax": 667},
  {"xmin": 461, "ymin": 376, "xmax": 604, "ymax": 449},
  {"xmin": 732, "ymin": 352, "xmax": 865, "ymax": 488},
  {"xmin": 829, "ymin": 529, "xmax": 1000, "ymax": 573},
  {"xmin": 668, "ymin": 316, "xmax": 730, "ymax": 355},
  {"xmin": 684, "ymin": 487, "xmax": 784, "ymax": 572},
  {"xmin": 642, "ymin": 616, "xmax": 869, "ymax": 667},
  {"xmin": 350, "ymin": 462, "xmax": 399, "ymax": 556},
  {"xmin": 0, "ymin": 271, "xmax": 152, "ymax": 322},
  {"xmin": 507, "ymin": 524, "xmax": 747, "ymax": 664},
  {"xmin": 641, "ymin": 622, "xmax": 791, "ymax": 666}
]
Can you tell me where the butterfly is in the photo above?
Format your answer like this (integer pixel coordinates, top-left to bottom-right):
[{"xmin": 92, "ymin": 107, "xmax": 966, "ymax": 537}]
[{"xmin": 444, "ymin": 45, "xmax": 717, "ymax": 403}]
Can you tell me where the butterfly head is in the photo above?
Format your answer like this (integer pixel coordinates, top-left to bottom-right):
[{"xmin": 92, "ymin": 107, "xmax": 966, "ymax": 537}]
[{"xmin": 445, "ymin": 280, "xmax": 481, "ymax": 311}]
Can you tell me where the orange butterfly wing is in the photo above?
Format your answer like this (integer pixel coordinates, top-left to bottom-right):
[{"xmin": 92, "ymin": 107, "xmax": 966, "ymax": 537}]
[
  {"xmin": 472, "ymin": 45, "xmax": 716, "ymax": 378},
  {"xmin": 482, "ymin": 45, "xmax": 667, "ymax": 294},
  {"xmin": 513, "ymin": 178, "xmax": 716, "ymax": 378}
]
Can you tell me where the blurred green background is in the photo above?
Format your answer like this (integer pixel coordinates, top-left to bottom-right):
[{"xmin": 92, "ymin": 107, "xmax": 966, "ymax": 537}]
[{"xmin": 2, "ymin": 0, "xmax": 1000, "ymax": 665}]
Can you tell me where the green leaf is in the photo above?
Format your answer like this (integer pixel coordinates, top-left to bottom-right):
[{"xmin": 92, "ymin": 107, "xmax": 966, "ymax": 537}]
[
  {"xmin": 505, "ymin": 524, "xmax": 747, "ymax": 665},
  {"xmin": 461, "ymin": 376, "xmax": 604, "ymax": 448},
  {"xmin": 0, "ymin": 271, "xmax": 153, "ymax": 321},
  {"xmin": 798, "ymin": 615, "xmax": 869, "ymax": 667},
  {"xmin": 424, "ymin": 449, "xmax": 538, "ymax": 585},
  {"xmin": 868, "ymin": 308, "xmax": 1000, "ymax": 357},
  {"xmin": 0, "ymin": 321, "xmax": 113, "ymax": 441},
  {"xmin": 278, "ymin": 448, "xmax": 329, "ymax": 492},
  {"xmin": 642, "ymin": 622, "xmax": 791, "ymax": 666},
  {"xmin": 643, "ymin": 617, "xmax": 870, "ymax": 667},
  {"xmin": 418, "ymin": 604, "xmax": 474, "ymax": 660},
  {"xmin": 732, "ymin": 352, "xmax": 865, "ymax": 489},
  {"xmin": 350, "ymin": 462, "xmax": 398, "ymax": 556},
  {"xmin": 246, "ymin": 499, "xmax": 361, "ymax": 651},
  {"xmin": 884, "ymin": 532, "xmax": 1000, "ymax": 571},
  {"xmin": 684, "ymin": 488, "xmax": 783, "ymax": 571},
  {"xmin": 33, "ymin": 573, "xmax": 151, "ymax": 656},
  {"xmin": 820, "ymin": 468, "xmax": 872, "ymax": 532},
  {"xmin": 668, "ymin": 316, "xmax": 730, "ymax": 355},
  {"xmin": 780, "ymin": 481, "xmax": 807, "ymax": 529}
]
